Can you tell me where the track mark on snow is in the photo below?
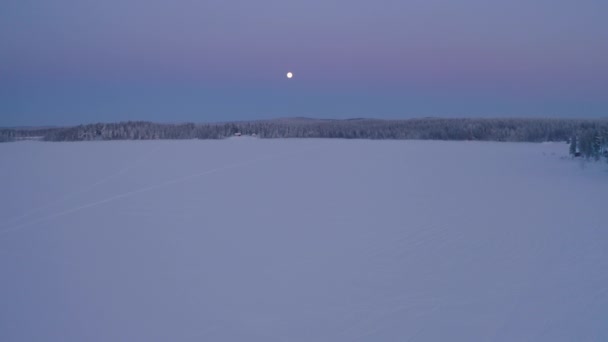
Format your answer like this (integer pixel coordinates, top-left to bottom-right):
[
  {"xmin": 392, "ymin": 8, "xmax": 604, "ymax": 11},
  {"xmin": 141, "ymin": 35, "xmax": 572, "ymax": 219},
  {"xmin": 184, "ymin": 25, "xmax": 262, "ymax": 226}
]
[
  {"xmin": 1, "ymin": 145, "xmax": 321, "ymax": 235},
  {"xmin": 0, "ymin": 145, "xmax": 159, "ymax": 228}
]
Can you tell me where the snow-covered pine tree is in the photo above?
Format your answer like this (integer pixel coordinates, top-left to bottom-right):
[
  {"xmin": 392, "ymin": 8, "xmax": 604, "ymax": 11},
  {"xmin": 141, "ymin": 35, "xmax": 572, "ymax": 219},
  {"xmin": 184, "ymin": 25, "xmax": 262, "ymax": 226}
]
[{"xmin": 569, "ymin": 136, "xmax": 578, "ymax": 156}]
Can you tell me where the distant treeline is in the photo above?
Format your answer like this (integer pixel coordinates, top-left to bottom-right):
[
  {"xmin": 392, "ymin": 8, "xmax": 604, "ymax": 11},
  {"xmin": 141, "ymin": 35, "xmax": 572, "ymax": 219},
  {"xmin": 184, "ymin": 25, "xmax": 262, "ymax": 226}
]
[{"xmin": 1, "ymin": 117, "xmax": 607, "ymax": 160}]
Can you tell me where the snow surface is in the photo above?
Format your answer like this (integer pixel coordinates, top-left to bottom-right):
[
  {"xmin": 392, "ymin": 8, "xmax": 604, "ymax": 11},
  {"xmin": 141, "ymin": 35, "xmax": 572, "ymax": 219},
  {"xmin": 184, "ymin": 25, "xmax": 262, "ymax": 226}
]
[{"xmin": 1, "ymin": 139, "xmax": 607, "ymax": 341}]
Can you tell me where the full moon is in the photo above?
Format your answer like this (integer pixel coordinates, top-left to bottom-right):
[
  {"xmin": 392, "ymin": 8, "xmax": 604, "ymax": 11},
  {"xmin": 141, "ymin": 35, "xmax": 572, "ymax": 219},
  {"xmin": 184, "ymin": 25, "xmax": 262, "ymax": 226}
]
[{"xmin": 286, "ymin": 72, "xmax": 293, "ymax": 79}]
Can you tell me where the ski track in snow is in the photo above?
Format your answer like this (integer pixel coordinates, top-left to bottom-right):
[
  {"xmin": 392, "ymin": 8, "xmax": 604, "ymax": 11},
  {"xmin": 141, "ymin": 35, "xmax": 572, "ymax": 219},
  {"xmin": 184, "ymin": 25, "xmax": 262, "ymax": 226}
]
[
  {"xmin": 0, "ymin": 145, "xmax": 160, "ymax": 229},
  {"xmin": 1, "ymin": 148, "xmax": 302, "ymax": 235}
]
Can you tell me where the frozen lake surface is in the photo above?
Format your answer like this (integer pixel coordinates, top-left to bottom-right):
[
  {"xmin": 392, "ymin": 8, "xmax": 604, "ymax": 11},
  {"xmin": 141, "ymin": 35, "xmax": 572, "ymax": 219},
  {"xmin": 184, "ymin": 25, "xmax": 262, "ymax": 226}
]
[{"xmin": 1, "ymin": 139, "xmax": 607, "ymax": 341}]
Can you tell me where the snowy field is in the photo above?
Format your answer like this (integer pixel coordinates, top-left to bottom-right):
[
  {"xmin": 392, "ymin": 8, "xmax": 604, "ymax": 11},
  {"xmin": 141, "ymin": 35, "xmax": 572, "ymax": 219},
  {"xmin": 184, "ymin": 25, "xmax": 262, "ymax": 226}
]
[{"xmin": 1, "ymin": 139, "xmax": 607, "ymax": 341}]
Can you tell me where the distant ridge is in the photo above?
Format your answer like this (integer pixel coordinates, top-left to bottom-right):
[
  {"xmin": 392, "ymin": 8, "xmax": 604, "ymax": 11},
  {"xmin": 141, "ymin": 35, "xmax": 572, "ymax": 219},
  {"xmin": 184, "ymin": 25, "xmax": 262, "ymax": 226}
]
[{"xmin": 0, "ymin": 125, "xmax": 58, "ymax": 130}]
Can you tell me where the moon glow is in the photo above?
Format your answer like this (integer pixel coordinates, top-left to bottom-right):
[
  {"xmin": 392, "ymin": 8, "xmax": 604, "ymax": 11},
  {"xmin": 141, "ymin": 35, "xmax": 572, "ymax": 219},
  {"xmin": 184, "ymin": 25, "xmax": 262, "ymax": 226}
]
[{"xmin": 286, "ymin": 72, "xmax": 293, "ymax": 79}]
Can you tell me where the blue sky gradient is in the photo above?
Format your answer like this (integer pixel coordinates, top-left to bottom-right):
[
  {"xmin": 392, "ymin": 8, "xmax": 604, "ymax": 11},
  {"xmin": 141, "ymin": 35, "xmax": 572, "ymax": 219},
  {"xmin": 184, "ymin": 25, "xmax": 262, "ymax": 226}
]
[{"xmin": 1, "ymin": 0, "xmax": 607, "ymax": 125}]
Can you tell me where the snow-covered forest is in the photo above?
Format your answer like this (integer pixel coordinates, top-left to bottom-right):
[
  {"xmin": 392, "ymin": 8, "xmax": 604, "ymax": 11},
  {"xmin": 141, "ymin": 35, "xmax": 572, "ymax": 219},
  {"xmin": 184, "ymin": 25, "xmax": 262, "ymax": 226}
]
[{"xmin": 2, "ymin": 118, "xmax": 608, "ymax": 161}]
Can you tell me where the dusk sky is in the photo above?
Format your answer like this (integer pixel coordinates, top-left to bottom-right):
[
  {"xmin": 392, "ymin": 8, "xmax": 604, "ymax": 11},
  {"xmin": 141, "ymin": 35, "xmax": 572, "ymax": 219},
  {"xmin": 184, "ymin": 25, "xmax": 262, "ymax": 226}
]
[{"xmin": 1, "ymin": 0, "xmax": 607, "ymax": 126}]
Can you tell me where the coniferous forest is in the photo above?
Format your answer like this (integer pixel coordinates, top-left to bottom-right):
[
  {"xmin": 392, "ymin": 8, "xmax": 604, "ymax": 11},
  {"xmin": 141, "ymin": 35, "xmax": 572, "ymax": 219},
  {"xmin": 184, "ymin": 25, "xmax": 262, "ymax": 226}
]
[{"xmin": 2, "ymin": 118, "xmax": 607, "ymax": 161}]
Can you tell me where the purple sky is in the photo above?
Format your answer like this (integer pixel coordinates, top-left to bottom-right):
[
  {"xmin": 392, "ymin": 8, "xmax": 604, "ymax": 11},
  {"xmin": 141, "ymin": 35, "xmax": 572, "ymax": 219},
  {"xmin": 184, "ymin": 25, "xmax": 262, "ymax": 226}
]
[{"xmin": 1, "ymin": 0, "xmax": 607, "ymax": 125}]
